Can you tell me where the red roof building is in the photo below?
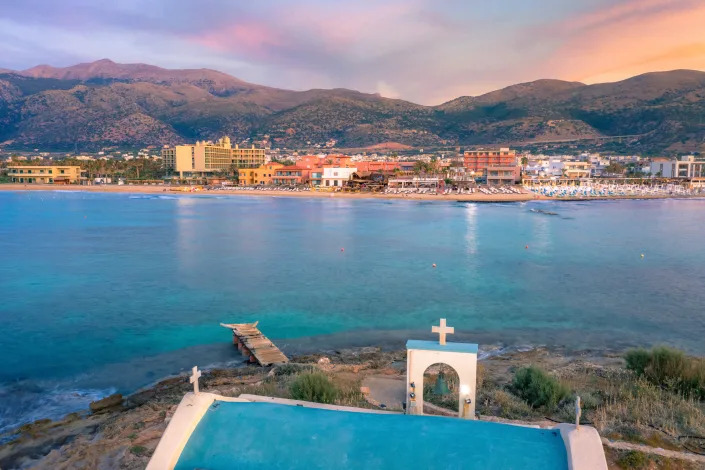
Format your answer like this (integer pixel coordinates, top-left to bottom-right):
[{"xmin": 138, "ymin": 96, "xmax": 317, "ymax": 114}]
[{"xmin": 272, "ymin": 166, "xmax": 310, "ymax": 185}]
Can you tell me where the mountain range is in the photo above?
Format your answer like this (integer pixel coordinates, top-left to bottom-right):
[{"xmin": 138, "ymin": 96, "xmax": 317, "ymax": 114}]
[{"xmin": 1, "ymin": 59, "xmax": 704, "ymax": 154}]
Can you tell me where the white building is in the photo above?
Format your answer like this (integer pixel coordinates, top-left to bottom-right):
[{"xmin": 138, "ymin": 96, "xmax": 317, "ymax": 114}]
[
  {"xmin": 321, "ymin": 167, "xmax": 357, "ymax": 188},
  {"xmin": 650, "ymin": 156, "xmax": 705, "ymax": 178}
]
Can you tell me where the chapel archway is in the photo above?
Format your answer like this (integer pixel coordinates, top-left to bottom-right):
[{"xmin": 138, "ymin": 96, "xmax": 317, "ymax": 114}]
[
  {"xmin": 406, "ymin": 319, "xmax": 478, "ymax": 419},
  {"xmin": 422, "ymin": 363, "xmax": 460, "ymax": 416}
]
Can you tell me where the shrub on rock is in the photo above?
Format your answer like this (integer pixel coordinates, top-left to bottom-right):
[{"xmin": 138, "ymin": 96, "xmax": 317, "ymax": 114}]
[
  {"xmin": 511, "ymin": 366, "xmax": 569, "ymax": 410},
  {"xmin": 289, "ymin": 372, "xmax": 338, "ymax": 404}
]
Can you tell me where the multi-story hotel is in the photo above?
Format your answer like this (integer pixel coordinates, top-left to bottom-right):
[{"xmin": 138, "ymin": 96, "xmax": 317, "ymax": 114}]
[
  {"xmin": 162, "ymin": 136, "xmax": 266, "ymax": 178},
  {"xmin": 463, "ymin": 148, "xmax": 517, "ymax": 174},
  {"xmin": 7, "ymin": 165, "xmax": 82, "ymax": 184}
]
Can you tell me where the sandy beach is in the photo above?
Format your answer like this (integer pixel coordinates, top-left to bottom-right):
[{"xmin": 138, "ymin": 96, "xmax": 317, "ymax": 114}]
[
  {"xmin": 0, "ymin": 183, "xmax": 539, "ymax": 202},
  {"xmin": 4, "ymin": 183, "xmax": 703, "ymax": 202}
]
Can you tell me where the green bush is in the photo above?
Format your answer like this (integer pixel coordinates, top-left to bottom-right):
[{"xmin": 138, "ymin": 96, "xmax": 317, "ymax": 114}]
[
  {"xmin": 624, "ymin": 349, "xmax": 651, "ymax": 376},
  {"xmin": 624, "ymin": 346, "xmax": 705, "ymax": 400},
  {"xmin": 616, "ymin": 450, "xmax": 648, "ymax": 469},
  {"xmin": 130, "ymin": 445, "xmax": 147, "ymax": 456},
  {"xmin": 648, "ymin": 347, "xmax": 687, "ymax": 385},
  {"xmin": 289, "ymin": 372, "xmax": 338, "ymax": 404},
  {"xmin": 511, "ymin": 366, "xmax": 569, "ymax": 410}
]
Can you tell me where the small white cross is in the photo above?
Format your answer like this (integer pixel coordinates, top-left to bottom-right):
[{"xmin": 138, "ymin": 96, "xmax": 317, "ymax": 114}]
[
  {"xmin": 432, "ymin": 318, "xmax": 454, "ymax": 345},
  {"xmin": 190, "ymin": 366, "xmax": 202, "ymax": 395}
]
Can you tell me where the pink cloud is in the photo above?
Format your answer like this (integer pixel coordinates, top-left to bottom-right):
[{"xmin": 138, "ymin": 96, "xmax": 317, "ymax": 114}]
[{"xmin": 188, "ymin": 22, "xmax": 284, "ymax": 58}]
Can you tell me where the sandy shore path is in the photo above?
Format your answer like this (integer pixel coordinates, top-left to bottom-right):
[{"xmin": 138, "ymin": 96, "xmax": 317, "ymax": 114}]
[
  {"xmin": 0, "ymin": 184, "xmax": 539, "ymax": 202},
  {"xmin": 1, "ymin": 184, "xmax": 703, "ymax": 202}
]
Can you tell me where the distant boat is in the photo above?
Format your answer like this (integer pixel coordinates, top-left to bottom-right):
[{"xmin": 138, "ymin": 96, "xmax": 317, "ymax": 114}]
[{"xmin": 530, "ymin": 208, "xmax": 559, "ymax": 216}]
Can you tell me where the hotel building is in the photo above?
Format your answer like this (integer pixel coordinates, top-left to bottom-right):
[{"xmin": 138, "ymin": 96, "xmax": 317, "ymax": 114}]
[
  {"xmin": 162, "ymin": 136, "xmax": 265, "ymax": 178},
  {"xmin": 649, "ymin": 156, "xmax": 705, "ymax": 178},
  {"xmin": 463, "ymin": 148, "xmax": 517, "ymax": 175},
  {"xmin": 8, "ymin": 165, "xmax": 82, "ymax": 184}
]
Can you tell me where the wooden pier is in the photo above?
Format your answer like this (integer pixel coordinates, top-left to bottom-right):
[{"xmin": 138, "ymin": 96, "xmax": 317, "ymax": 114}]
[{"xmin": 220, "ymin": 321, "xmax": 289, "ymax": 366}]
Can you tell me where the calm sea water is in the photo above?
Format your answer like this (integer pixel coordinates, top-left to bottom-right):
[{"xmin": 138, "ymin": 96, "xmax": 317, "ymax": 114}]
[{"xmin": 1, "ymin": 191, "xmax": 704, "ymax": 432}]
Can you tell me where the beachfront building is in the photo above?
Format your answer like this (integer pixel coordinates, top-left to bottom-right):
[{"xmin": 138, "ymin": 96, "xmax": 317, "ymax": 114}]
[
  {"xmin": 486, "ymin": 166, "xmax": 521, "ymax": 186},
  {"xmin": 387, "ymin": 176, "xmax": 442, "ymax": 190},
  {"xmin": 147, "ymin": 319, "xmax": 608, "ymax": 470},
  {"xmin": 238, "ymin": 162, "xmax": 284, "ymax": 186},
  {"xmin": 310, "ymin": 169, "xmax": 323, "ymax": 187},
  {"xmin": 321, "ymin": 167, "xmax": 357, "ymax": 188},
  {"xmin": 561, "ymin": 161, "xmax": 591, "ymax": 179},
  {"xmin": 649, "ymin": 156, "xmax": 705, "ymax": 178},
  {"xmin": 272, "ymin": 166, "xmax": 309, "ymax": 185},
  {"xmin": 162, "ymin": 136, "xmax": 265, "ymax": 179},
  {"xmin": 7, "ymin": 165, "xmax": 82, "ymax": 184},
  {"xmin": 463, "ymin": 148, "xmax": 517, "ymax": 175}
]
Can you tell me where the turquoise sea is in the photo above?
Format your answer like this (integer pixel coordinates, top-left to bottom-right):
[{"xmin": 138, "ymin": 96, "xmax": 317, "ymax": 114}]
[{"xmin": 1, "ymin": 191, "xmax": 704, "ymax": 432}]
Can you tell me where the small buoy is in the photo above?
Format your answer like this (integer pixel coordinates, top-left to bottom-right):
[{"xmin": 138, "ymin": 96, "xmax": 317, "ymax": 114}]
[
  {"xmin": 432, "ymin": 263, "xmax": 437, "ymax": 268},
  {"xmin": 341, "ymin": 248, "xmax": 344, "ymax": 252},
  {"xmin": 640, "ymin": 253, "xmax": 645, "ymax": 258},
  {"xmin": 525, "ymin": 245, "xmax": 529, "ymax": 249}
]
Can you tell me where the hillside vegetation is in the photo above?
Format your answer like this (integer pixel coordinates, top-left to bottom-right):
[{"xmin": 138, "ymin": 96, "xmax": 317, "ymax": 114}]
[{"xmin": 1, "ymin": 60, "xmax": 705, "ymax": 153}]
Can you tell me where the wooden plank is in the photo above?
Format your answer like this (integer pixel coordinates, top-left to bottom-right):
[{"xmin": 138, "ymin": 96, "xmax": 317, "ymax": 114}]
[{"xmin": 220, "ymin": 321, "xmax": 288, "ymax": 366}]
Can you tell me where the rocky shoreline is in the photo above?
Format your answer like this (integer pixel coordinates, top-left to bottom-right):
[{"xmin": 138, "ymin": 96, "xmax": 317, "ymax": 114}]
[{"xmin": 1, "ymin": 346, "xmax": 703, "ymax": 469}]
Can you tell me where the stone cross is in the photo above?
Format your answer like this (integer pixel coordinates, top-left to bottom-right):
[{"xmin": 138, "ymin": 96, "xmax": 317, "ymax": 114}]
[
  {"xmin": 575, "ymin": 396, "xmax": 582, "ymax": 430},
  {"xmin": 432, "ymin": 318, "xmax": 454, "ymax": 345},
  {"xmin": 190, "ymin": 366, "xmax": 202, "ymax": 395}
]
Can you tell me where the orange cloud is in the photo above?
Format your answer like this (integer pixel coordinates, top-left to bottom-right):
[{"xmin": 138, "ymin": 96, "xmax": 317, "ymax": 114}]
[{"xmin": 544, "ymin": 0, "xmax": 705, "ymax": 84}]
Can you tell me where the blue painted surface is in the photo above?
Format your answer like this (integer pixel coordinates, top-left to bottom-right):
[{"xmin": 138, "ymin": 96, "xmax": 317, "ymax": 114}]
[
  {"xmin": 175, "ymin": 401, "xmax": 569, "ymax": 470},
  {"xmin": 407, "ymin": 340, "xmax": 478, "ymax": 354},
  {"xmin": 1, "ymin": 191, "xmax": 705, "ymax": 432}
]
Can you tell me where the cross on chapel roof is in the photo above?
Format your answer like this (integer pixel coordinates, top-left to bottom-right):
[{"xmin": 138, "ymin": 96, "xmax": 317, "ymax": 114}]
[{"xmin": 432, "ymin": 318, "xmax": 454, "ymax": 345}]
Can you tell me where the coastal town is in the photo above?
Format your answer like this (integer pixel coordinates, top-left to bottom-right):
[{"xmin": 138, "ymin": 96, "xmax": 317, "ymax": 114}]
[
  {"xmin": 4, "ymin": 0, "xmax": 705, "ymax": 465},
  {"xmin": 1, "ymin": 137, "xmax": 704, "ymax": 199}
]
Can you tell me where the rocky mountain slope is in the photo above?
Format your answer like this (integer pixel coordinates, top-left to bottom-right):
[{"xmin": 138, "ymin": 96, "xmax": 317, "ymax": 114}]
[{"xmin": 1, "ymin": 59, "xmax": 704, "ymax": 153}]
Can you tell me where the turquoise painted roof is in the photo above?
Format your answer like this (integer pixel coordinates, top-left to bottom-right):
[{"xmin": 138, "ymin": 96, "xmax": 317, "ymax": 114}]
[
  {"xmin": 406, "ymin": 339, "xmax": 478, "ymax": 354},
  {"xmin": 175, "ymin": 401, "xmax": 568, "ymax": 470}
]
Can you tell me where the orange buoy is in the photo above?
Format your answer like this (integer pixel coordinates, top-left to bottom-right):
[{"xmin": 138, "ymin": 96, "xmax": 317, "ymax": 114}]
[{"xmin": 525, "ymin": 245, "xmax": 528, "ymax": 249}]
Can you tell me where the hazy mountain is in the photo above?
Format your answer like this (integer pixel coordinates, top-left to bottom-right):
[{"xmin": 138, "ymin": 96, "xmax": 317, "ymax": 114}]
[{"xmin": 1, "ymin": 60, "xmax": 704, "ymax": 154}]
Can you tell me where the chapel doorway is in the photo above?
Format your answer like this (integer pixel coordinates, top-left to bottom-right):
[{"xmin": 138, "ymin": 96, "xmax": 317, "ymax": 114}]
[{"xmin": 422, "ymin": 363, "xmax": 460, "ymax": 416}]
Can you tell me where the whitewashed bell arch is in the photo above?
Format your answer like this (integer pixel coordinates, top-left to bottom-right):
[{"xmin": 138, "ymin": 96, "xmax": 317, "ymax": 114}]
[{"xmin": 406, "ymin": 319, "xmax": 478, "ymax": 419}]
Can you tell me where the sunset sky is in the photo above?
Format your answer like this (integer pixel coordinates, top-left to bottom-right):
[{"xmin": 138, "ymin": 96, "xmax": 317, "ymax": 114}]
[{"xmin": 2, "ymin": 0, "xmax": 704, "ymax": 104}]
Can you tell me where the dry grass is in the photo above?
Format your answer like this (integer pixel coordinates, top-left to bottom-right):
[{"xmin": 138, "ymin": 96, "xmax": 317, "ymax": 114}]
[
  {"xmin": 478, "ymin": 389, "xmax": 537, "ymax": 420},
  {"xmin": 605, "ymin": 447, "xmax": 702, "ymax": 470},
  {"xmin": 547, "ymin": 363, "xmax": 705, "ymax": 451}
]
